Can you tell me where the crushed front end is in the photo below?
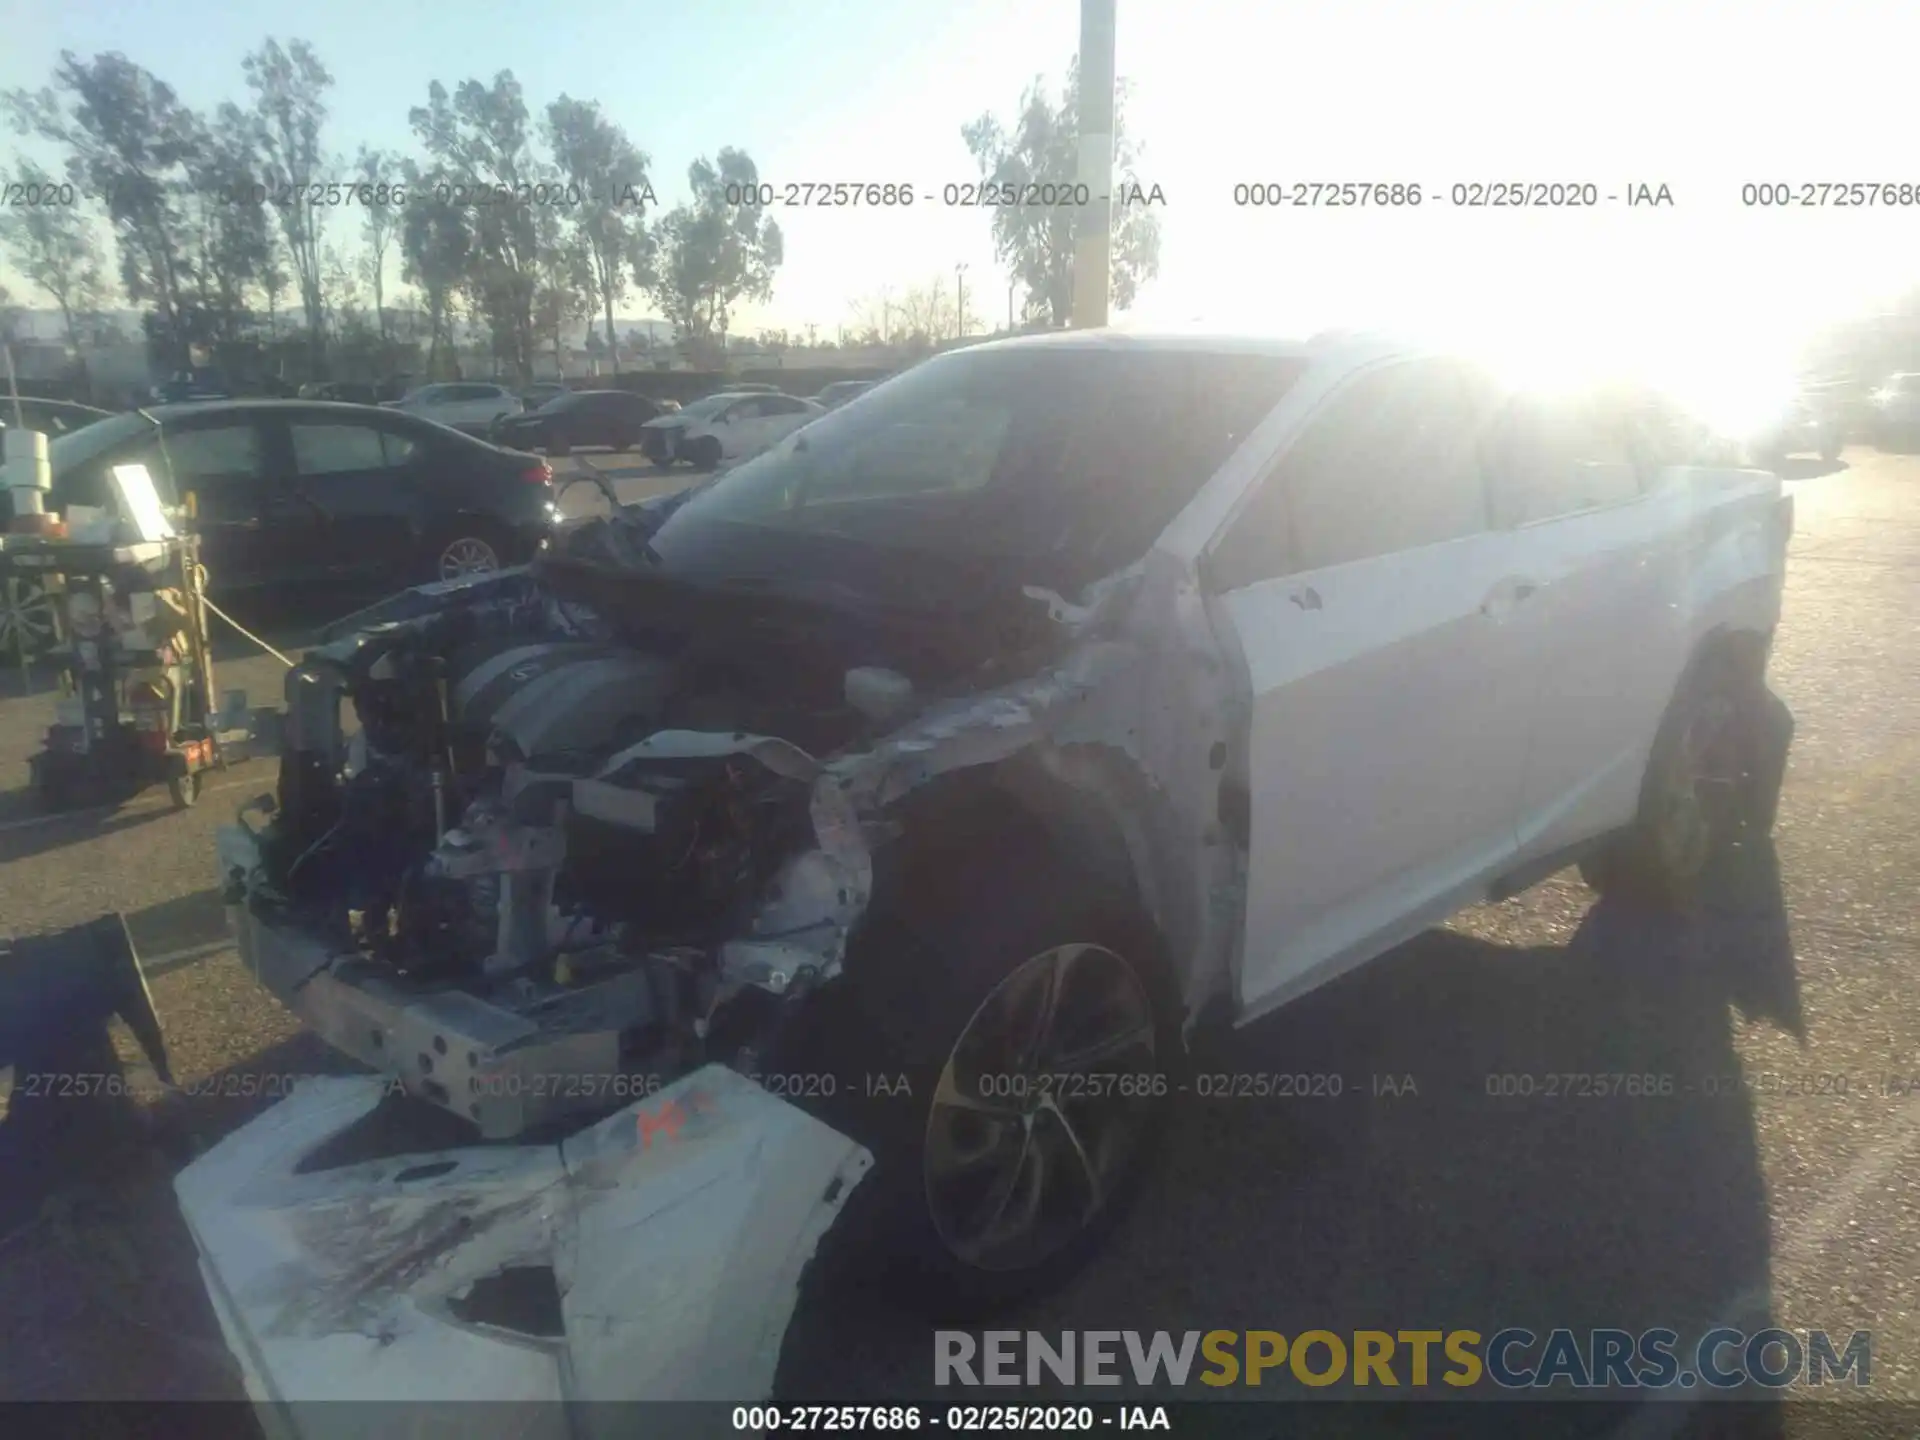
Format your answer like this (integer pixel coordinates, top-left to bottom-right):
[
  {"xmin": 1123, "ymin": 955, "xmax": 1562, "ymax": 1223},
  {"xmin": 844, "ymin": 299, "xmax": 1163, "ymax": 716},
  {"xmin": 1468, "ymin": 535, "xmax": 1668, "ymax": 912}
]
[
  {"xmin": 176, "ymin": 497, "xmax": 1121, "ymax": 1413},
  {"xmin": 216, "ymin": 562, "xmax": 882, "ymax": 1142}
]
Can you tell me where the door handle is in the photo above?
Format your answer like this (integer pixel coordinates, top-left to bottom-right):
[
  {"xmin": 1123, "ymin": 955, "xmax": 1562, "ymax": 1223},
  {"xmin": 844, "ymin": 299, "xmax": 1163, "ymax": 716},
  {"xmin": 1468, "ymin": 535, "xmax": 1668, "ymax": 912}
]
[
  {"xmin": 1289, "ymin": 586, "xmax": 1323, "ymax": 611},
  {"xmin": 1480, "ymin": 578, "xmax": 1540, "ymax": 617}
]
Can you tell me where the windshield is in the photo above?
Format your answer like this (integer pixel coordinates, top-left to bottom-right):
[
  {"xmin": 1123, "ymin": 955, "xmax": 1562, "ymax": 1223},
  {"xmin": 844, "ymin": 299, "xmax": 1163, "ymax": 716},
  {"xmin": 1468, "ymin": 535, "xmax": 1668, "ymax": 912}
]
[{"xmin": 652, "ymin": 345, "xmax": 1306, "ymax": 591}]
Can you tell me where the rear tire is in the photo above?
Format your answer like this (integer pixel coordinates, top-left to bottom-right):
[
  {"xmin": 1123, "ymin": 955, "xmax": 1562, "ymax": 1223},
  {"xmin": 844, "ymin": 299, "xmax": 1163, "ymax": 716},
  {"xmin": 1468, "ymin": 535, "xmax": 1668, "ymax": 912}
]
[
  {"xmin": 547, "ymin": 427, "xmax": 571, "ymax": 458},
  {"xmin": 806, "ymin": 817, "xmax": 1181, "ymax": 1314},
  {"xmin": 426, "ymin": 525, "xmax": 509, "ymax": 583},
  {"xmin": 1581, "ymin": 651, "xmax": 1787, "ymax": 906}
]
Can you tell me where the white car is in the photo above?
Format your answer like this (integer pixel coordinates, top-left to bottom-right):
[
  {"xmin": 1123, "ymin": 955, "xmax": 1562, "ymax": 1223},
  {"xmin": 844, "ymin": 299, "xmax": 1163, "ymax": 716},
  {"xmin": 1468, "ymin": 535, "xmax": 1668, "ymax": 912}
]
[
  {"xmin": 640, "ymin": 390, "xmax": 823, "ymax": 469},
  {"xmin": 182, "ymin": 330, "xmax": 1795, "ymax": 1414},
  {"xmin": 386, "ymin": 381, "xmax": 523, "ymax": 436}
]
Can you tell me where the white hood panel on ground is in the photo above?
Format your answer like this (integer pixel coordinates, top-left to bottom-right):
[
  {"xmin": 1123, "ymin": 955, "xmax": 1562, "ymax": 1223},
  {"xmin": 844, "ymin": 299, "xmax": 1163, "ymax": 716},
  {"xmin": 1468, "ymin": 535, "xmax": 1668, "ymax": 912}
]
[{"xmin": 174, "ymin": 1065, "xmax": 872, "ymax": 1424}]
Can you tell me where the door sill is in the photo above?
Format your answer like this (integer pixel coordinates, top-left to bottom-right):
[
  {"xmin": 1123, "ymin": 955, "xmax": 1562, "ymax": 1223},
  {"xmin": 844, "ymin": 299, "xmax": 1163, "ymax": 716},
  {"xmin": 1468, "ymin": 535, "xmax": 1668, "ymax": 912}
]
[{"xmin": 1486, "ymin": 833, "xmax": 1613, "ymax": 902}]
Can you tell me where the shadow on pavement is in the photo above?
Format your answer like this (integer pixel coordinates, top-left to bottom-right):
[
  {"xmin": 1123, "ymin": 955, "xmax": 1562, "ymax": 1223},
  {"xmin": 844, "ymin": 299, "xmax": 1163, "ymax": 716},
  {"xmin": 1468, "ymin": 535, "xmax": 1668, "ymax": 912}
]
[
  {"xmin": 780, "ymin": 838, "xmax": 1798, "ymax": 1437},
  {"xmin": 0, "ymin": 839, "xmax": 1800, "ymax": 1428},
  {"xmin": 0, "ymin": 792, "xmax": 175, "ymax": 861},
  {"xmin": 1775, "ymin": 458, "xmax": 1848, "ymax": 482}
]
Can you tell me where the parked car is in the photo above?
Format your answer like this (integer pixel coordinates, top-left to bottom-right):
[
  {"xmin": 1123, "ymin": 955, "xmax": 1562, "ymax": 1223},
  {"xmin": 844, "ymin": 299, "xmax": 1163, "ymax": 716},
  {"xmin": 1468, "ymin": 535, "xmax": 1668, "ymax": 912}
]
[
  {"xmin": 0, "ymin": 400, "xmax": 557, "ymax": 596},
  {"xmin": 0, "ymin": 396, "xmax": 113, "ymax": 438},
  {"xmin": 1870, "ymin": 372, "xmax": 1920, "ymax": 448},
  {"xmin": 520, "ymin": 383, "xmax": 570, "ymax": 410},
  {"xmin": 639, "ymin": 390, "xmax": 823, "ymax": 469},
  {"xmin": 488, "ymin": 389, "xmax": 674, "ymax": 455},
  {"xmin": 180, "ymin": 329, "xmax": 1795, "ymax": 1408},
  {"xmin": 298, "ymin": 381, "xmax": 382, "ymax": 406},
  {"xmin": 151, "ymin": 368, "xmax": 233, "ymax": 403},
  {"xmin": 811, "ymin": 379, "xmax": 876, "ymax": 410},
  {"xmin": 385, "ymin": 381, "xmax": 524, "ymax": 435},
  {"xmin": 1744, "ymin": 391, "xmax": 1844, "ymax": 465}
]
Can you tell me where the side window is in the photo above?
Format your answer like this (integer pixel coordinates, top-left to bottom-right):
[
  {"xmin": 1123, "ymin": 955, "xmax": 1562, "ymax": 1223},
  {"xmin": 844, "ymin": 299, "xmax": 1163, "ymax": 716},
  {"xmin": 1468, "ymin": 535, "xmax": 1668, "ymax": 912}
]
[
  {"xmin": 725, "ymin": 398, "xmax": 764, "ymax": 420},
  {"xmin": 292, "ymin": 423, "xmax": 416, "ymax": 476},
  {"xmin": 1486, "ymin": 393, "xmax": 1642, "ymax": 526},
  {"xmin": 165, "ymin": 422, "xmax": 266, "ymax": 487},
  {"xmin": 1209, "ymin": 361, "xmax": 1496, "ymax": 590},
  {"xmin": 766, "ymin": 396, "xmax": 810, "ymax": 416}
]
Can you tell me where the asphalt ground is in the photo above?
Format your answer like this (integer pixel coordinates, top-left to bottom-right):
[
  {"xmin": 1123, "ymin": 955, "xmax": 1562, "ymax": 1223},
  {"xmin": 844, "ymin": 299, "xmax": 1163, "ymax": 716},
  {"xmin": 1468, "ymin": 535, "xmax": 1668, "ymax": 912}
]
[{"xmin": 0, "ymin": 448, "xmax": 1914, "ymax": 1438}]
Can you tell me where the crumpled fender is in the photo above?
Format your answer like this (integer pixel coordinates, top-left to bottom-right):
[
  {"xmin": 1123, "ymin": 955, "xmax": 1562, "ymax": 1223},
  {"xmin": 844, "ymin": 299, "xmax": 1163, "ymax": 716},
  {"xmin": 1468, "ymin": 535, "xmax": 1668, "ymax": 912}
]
[{"xmin": 174, "ymin": 1065, "xmax": 871, "ymax": 1427}]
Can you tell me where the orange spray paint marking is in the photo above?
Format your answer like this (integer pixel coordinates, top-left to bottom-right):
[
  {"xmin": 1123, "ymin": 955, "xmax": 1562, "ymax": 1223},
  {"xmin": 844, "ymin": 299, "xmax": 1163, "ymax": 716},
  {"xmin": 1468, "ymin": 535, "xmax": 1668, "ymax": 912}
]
[{"xmin": 636, "ymin": 1087, "xmax": 718, "ymax": 1149}]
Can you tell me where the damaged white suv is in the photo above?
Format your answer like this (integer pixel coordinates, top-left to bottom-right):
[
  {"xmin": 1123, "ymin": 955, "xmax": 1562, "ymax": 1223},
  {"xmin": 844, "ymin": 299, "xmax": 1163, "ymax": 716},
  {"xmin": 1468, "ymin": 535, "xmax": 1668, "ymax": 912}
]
[{"xmin": 181, "ymin": 331, "xmax": 1794, "ymax": 1405}]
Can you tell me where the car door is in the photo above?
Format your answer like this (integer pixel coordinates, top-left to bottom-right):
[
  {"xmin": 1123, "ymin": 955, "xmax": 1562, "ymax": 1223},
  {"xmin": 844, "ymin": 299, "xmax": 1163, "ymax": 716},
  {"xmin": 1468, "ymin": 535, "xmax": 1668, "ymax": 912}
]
[
  {"xmin": 578, "ymin": 392, "xmax": 624, "ymax": 447},
  {"xmin": 281, "ymin": 415, "xmax": 425, "ymax": 584},
  {"xmin": 475, "ymin": 385, "xmax": 517, "ymax": 429},
  {"xmin": 756, "ymin": 396, "xmax": 819, "ymax": 451},
  {"xmin": 711, "ymin": 396, "xmax": 764, "ymax": 458},
  {"xmin": 1494, "ymin": 390, "xmax": 1694, "ymax": 864},
  {"xmin": 440, "ymin": 384, "xmax": 483, "ymax": 430},
  {"xmin": 147, "ymin": 414, "xmax": 284, "ymax": 588},
  {"xmin": 1204, "ymin": 358, "xmax": 1542, "ymax": 1020}
]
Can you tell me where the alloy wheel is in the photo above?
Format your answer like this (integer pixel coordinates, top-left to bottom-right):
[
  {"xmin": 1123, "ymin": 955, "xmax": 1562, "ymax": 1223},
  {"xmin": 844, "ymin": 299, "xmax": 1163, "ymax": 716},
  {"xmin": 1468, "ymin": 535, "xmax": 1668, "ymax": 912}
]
[
  {"xmin": 0, "ymin": 578, "xmax": 58, "ymax": 659},
  {"xmin": 923, "ymin": 942, "xmax": 1158, "ymax": 1274},
  {"xmin": 437, "ymin": 536, "xmax": 502, "ymax": 581}
]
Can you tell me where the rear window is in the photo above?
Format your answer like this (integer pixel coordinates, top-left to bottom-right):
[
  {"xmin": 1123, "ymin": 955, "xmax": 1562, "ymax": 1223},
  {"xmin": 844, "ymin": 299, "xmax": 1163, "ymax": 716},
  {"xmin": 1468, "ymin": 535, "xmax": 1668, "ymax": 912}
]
[{"xmin": 677, "ymin": 346, "xmax": 1307, "ymax": 586}]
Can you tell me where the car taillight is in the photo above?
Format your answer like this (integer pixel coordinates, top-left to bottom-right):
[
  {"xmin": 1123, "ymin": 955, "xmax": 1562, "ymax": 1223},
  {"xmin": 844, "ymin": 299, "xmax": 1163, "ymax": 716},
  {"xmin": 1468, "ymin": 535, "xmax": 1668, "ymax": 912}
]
[{"xmin": 522, "ymin": 462, "xmax": 553, "ymax": 485}]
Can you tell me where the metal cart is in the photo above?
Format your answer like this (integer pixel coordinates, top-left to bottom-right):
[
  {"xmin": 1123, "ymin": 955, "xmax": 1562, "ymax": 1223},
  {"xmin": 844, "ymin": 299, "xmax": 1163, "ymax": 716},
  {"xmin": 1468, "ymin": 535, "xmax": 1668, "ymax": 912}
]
[{"xmin": 0, "ymin": 531, "xmax": 255, "ymax": 810}]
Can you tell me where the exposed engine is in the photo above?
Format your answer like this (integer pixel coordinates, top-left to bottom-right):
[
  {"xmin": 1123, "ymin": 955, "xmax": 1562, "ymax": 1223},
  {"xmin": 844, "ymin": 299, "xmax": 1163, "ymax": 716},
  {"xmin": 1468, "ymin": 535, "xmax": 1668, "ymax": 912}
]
[{"xmin": 235, "ymin": 568, "xmax": 892, "ymax": 1136}]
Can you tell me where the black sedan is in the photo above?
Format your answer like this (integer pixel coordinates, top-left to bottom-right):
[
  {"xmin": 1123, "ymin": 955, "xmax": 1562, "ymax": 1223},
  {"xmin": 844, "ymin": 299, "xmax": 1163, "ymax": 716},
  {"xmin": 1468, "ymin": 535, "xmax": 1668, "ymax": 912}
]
[
  {"xmin": 488, "ymin": 389, "xmax": 672, "ymax": 455},
  {"xmin": 0, "ymin": 396, "xmax": 113, "ymax": 437},
  {"xmin": 1, "ymin": 400, "xmax": 559, "ymax": 595}
]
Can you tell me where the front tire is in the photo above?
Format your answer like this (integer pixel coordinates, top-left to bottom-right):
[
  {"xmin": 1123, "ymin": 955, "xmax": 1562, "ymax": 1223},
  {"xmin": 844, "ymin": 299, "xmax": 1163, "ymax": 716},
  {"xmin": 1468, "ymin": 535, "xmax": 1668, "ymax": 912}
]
[
  {"xmin": 813, "ymin": 819, "xmax": 1180, "ymax": 1312},
  {"xmin": 687, "ymin": 436, "xmax": 722, "ymax": 471}
]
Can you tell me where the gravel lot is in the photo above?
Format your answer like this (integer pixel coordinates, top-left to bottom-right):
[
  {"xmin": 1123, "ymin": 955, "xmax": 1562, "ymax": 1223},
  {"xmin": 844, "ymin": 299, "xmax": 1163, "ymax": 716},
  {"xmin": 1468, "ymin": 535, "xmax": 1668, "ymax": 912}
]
[{"xmin": 0, "ymin": 449, "xmax": 1914, "ymax": 1436}]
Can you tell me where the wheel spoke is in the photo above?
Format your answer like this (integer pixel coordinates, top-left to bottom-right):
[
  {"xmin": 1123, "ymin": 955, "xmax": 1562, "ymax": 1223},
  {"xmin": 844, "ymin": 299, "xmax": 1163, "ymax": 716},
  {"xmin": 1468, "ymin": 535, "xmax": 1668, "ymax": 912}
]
[
  {"xmin": 1012, "ymin": 944, "xmax": 1078, "ymax": 1065},
  {"xmin": 963, "ymin": 1123, "xmax": 1040, "ymax": 1250},
  {"xmin": 1037, "ymin": 1099, "xmax": 1105, "ymax": 1218},
  {"xmin": 1048, "ymin": 1020, "xmax": 1156, "ymax": 1074}
]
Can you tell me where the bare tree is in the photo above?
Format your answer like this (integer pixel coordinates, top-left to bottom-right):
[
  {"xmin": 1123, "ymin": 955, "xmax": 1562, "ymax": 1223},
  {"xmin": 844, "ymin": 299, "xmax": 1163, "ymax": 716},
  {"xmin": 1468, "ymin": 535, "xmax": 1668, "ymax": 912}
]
[{"xmin": 244, "ymin": 39, "xmax": 334, "ymax": 367}]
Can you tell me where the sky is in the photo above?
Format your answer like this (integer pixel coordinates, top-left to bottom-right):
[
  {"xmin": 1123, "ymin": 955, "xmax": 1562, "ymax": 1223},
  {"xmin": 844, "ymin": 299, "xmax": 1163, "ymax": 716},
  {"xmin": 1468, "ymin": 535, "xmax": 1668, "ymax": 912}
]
[{"xmin": 5, "ymin": 0, "xmax": 1920, "ymax": 417}]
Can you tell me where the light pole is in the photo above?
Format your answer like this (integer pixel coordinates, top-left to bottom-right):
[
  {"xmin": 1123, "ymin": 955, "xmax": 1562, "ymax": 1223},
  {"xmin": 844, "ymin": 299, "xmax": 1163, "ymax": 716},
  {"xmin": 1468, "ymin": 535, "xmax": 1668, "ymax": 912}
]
[
  {"xmin": 1072, "ymin": 0, "xmax": 1117, "ymax": 328},
  {"xmin": 1008, "ymin": 279, "xmax": 1016, "ymax": 333},
  {"xmin": 955, "ymin": 263, "xmax": 969, "ymax": 339}
]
